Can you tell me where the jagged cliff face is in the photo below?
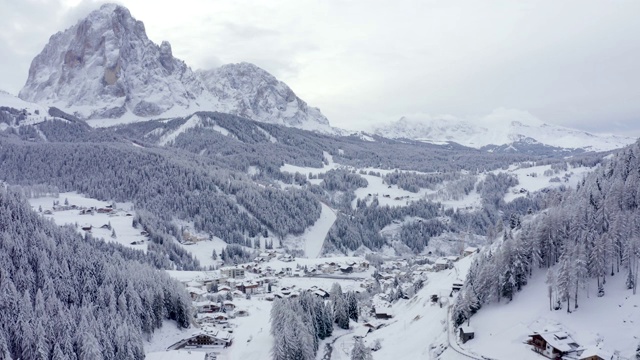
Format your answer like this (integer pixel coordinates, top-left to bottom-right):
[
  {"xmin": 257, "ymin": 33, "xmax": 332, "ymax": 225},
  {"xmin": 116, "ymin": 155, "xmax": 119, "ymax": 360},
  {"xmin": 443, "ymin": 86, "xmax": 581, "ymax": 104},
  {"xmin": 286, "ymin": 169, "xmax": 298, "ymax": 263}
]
[
  {"xmin": 197, "ymin": 63, "xmax": 329, "ymax": 130},
  {"xmin": 19, "ymin": 4, "xmax": 201, "ymax": 119},
  {"xmin": 18, "ymin": 3, "xmax": 332, "ymax": 132}
]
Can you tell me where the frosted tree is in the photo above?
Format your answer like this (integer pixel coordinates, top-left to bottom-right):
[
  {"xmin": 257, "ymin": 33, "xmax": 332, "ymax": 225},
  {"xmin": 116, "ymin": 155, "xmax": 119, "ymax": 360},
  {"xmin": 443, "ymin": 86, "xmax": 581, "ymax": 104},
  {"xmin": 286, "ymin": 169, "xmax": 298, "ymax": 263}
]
[
  {"xmin": 0, "ymin": 330, "xmax": 12, "ymax": 360},
  {"xmin": 458, "ymin": 288, "xmax": 480, "ymax": 326},
  {"xmin": 346, "ymin": 291, "xmax": 359, "ymax": 322},
  {"xmin": 351, "ymin": 337, "xmax": 373, "ymax": 360},
  {"xmin": 545, "ymin": 268, "xmax": 556, "ymax": 311},
  {"xmin": 573, "ymin": 241, "xmax": 588, "ymax": 308},
  {"xmin": 334, "ymin": 294, "xmax": 350, "ymax": 330},
  {"xmin": 556, "ymin": 253, "xmax": 575, "ymax": 313}
]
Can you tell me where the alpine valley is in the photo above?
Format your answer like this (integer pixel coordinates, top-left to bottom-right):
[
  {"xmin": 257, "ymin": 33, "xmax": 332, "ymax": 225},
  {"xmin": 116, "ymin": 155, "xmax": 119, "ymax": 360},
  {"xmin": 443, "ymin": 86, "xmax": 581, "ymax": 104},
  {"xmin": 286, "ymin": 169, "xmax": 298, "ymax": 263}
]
[{"xmin": 0, "ymin": 3, "xmax": 639, "ymax": 360}]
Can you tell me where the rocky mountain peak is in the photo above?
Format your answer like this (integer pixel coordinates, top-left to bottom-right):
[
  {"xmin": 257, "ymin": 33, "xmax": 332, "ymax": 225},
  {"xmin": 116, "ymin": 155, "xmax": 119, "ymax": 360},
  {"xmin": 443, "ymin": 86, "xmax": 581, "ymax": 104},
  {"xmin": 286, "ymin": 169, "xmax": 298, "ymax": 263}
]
[
  {"xmin": 18, "ymin": 4, "xmax": 333, "ymax": 133},
  {"xmin": 196, "ymin": 62, "xmax": 330, "ymax": 130},
  {"xmin": 19, "ymin": 3, "xmax": 201, "ymax": 119}
]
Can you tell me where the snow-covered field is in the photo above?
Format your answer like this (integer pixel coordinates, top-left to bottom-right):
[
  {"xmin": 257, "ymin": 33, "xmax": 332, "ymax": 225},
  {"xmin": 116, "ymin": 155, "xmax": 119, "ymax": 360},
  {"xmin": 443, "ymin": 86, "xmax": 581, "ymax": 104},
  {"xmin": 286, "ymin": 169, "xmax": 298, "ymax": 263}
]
[
  {"xmin": 465, "ymin": 269, "xmax": 639, "ymax": 359},
  {"xmin": 28, "ymin": 192, "xmax": 148, "ymax": 252},
  {"xmin": 500, "ymin": 163, "xmax": 594, "ymax": 203},
  {"xmin": 0, "ymin": 91, "xmax": 52, "ymax": 130}
]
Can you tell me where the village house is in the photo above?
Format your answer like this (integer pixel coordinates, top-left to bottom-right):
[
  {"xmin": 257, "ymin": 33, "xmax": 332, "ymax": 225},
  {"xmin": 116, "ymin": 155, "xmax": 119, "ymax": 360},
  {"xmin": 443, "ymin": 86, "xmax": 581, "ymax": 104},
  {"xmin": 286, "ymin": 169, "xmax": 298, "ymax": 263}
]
[
  {"xmin": 279, "ymin": 254, "xmax": 294, "ymax": 262},
  {"xmin": 463, "ymin": 247, "xmax": 479, "ymax": 257},
  {"xmin": 359, "ymin": 260, "xmax": 370, "ymax": 271},
  {"xmin": 223, "ymin": 301, "xmax": 236, "ymax": 312},
  {"xmin": 339, "ymin": 265, "xmax": 354, "ymax": 274},
  {"xmin": 187, "ymin": 287, "xmax": 207, "ymax": 300},
  {"xmin": 221, "ymin": 267, "xmax": 245, "ymax": 279},
  {"xmin": 196, "ymin": 312, "xmax": 228, "ymax": 325},
  {"xmin": 373, "ymin": 306, "xmax": 393, "ymax": 320},
  {"xmin": 237, "ymin": 281, "xmax": 261, "ymax": 295},
  {"xmin": 363, "ymin": 321, "xmax": 385, "ymax": 332},
  {"xmin": 433, "ymin": 258, "xmax": 450, "ymax": 271},
  {"xmin": 321, "ymin": 264, "xmax": 335, "ymax": 274},
  {"xmin": 194, "ymin": 301, "xmax": 221, "ymax": 313},
  {"xmin": 528, "ymin": 331, "xmax": 581, "ymax": 359},
  {"xmin": 313, "ymin": 289, "xmax": 330, "ymax": 299},
  {"xmin": 171, "ymin": 328, "xmax": 232, "ymax": 349},
  {"xmin": 577, "ymin": 347, "xmax": 612, "ymax": 360},
  {"xmin": 459, "ymin": 326, "xmax": 475, "ymax": 344}
]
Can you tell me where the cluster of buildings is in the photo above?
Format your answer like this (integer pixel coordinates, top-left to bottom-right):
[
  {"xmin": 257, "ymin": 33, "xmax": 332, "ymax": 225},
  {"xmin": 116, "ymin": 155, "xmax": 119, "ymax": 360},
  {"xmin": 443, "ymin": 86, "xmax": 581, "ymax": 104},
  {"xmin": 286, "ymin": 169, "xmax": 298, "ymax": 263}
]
[{"xmin": 527, "ymin": 330, "xmax": 614, "ymax": 360}]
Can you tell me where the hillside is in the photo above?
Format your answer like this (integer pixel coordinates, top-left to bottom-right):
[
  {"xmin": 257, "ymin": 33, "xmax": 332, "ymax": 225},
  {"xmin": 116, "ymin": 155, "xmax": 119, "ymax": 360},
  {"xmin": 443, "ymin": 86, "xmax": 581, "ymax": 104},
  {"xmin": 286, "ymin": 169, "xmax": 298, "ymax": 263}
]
[
  {"xmin": 373, "ymin": 109, "xmax": 636, "ymax": 152},
  {"xmin": 452, "ymin": 140, "xmax": 640, "ymax": 359}
]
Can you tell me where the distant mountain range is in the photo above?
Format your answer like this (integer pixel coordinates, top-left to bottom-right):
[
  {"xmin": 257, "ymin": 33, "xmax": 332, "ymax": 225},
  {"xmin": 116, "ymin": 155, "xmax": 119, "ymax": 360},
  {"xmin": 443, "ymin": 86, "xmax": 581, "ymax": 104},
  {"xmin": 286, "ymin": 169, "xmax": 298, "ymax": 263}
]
[
  {"xmin": 371, "ymin": 108, "xmax": 636, "ymax": 152},
  {"xmin": 17, "ymin": 4, "xmax": 333, "ymax": 133},
  {"xmin": 5, "ymin": 3, "xmax": 636, "ymax": 152}
]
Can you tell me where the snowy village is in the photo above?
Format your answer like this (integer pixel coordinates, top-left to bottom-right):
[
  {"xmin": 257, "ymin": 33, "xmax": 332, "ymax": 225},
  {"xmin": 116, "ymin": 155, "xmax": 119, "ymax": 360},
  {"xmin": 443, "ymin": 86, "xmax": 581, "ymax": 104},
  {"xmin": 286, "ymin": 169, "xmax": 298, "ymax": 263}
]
[{"xmin": 1, "ymin": 1, "xmax": 640, "ymax": 360}]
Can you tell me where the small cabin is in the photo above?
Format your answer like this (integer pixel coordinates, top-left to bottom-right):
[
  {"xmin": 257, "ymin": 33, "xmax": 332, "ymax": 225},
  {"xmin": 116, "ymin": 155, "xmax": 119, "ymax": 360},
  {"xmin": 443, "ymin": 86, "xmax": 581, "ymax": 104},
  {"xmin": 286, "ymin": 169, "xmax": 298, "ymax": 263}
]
[
  {"xmin": 434, "ymin": 258, "xmax": 450, "ymax": 271},
  {"xmin": 373, "ymin": 307, "xmax": 393, "ymax": 320},
  {"xmin": 463, "ymin": 247, "xmax": 479, "ymax": 257},
  {"xmin": 528, "ymin": 331, "xmax": 580, "ymax": 359},
  {"xmin": 578, "ymin": 347, "xmax": 611, "ymax": 360},
  {"xmin": 459, "ymin": 326, "xmax": 475, "ymax": 344}
]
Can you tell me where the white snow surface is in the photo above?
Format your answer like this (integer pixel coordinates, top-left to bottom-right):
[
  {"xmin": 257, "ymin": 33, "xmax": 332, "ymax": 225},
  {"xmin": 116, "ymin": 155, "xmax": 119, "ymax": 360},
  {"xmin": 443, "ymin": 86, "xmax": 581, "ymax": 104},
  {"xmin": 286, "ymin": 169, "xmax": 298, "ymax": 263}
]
[
  {"xmin": 284, "ymin": 202, "xmax": 337, "ymax": 258},
  {"xmin": 28, "ymin": 192, "xmax": 147, "ymax": 251},
  {"xmin": 374, "ymin": 108, "xmax": 636, "ymax": 152},
  {"xmin": 500, "ymin": 162, "xmax": 595, "ymax": 203},
  {"xmin": 466, "ymin": 269, "xmax": 640, "ymax": 359},
  {"xmin": 0, "ymin": 91, "xmax": 53, "ymax": 127}
]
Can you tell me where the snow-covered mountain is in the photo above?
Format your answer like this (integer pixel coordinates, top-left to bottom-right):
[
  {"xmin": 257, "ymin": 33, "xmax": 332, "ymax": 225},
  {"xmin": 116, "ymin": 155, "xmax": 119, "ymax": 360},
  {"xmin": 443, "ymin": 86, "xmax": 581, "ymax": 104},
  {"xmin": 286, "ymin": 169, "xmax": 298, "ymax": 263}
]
[
  {"xmin": 197, "ymin": 63, "xmax": 330, "ymax": 132},
  {"xmin": 373, "ymin": 108, "xmax": 636, "ymax": 152},
  {"xmin": 18, "ymin": 3, "xmax": 333, "ymax": 133}
]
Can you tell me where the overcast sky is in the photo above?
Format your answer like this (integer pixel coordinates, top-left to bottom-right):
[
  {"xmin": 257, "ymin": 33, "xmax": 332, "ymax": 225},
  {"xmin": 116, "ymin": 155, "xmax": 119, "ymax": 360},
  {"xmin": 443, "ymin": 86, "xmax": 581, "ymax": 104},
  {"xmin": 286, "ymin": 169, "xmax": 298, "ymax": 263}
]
[{"xmin": 1, "ymin": 0, "xmax": 639, "ymax": 135}]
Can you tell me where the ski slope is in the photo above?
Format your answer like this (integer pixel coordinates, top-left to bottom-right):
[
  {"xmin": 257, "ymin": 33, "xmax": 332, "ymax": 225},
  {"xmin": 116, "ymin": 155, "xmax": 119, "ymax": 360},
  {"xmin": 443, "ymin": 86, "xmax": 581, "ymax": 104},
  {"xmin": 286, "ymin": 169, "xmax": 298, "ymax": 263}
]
[{"xmin": 283, "ymin": 202, "xmax": 337, "ymax": 258}]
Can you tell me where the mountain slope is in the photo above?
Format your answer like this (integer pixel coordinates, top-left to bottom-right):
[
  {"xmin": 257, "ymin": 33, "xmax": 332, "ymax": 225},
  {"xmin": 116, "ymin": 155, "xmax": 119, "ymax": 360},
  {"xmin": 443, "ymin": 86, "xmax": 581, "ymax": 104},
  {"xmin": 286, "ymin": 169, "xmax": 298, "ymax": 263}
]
[
  {"xmin": 373, "ymin": 109, "xmax": 635, "ymax": 152},
  {"xmin": 18, "ymin": 3, "xmax": 333, "ymax": 133},
  {"xmin": 0, "ymin": 90, "xmax": 52, "ymax": 128},
  {"xmin": 451, "ymin": 140, "xmax": 640, "ymax": 358}
]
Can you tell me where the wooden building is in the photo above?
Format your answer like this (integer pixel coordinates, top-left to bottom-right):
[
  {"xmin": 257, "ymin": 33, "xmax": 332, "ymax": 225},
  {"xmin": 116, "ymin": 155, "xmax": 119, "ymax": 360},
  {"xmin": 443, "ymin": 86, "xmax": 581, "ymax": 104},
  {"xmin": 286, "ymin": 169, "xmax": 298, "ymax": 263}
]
[{"xmin": 528, "ymin": 331, "xmax": 580, "ymax": 359}]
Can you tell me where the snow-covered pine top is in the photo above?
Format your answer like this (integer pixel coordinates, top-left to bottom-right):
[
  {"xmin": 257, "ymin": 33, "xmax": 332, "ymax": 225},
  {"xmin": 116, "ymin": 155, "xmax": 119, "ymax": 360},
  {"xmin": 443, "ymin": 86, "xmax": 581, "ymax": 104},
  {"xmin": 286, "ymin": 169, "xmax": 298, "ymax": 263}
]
[
  {"xmin": 18, "ymin": 3, "xmax": 336, "ymax": 134},
  {"xmin": 373, "ymin": 108, "xmax": 636, "ymax": 152}
]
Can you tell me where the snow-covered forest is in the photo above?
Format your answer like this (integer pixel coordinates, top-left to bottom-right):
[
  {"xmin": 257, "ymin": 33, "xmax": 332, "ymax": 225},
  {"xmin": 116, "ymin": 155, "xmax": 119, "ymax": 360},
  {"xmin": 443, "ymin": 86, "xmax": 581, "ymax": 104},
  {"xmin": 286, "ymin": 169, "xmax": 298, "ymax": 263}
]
[
  {"xmin": 0, "ymin": 109, "xmax": 593, "ymax": 260},
  {"xmin": 0, "ymin": 189, "xmax": 192, "ymax": 360},
  {"xmin": 454, "ymin": 140, "xmax": 640, "ymax": 326}
]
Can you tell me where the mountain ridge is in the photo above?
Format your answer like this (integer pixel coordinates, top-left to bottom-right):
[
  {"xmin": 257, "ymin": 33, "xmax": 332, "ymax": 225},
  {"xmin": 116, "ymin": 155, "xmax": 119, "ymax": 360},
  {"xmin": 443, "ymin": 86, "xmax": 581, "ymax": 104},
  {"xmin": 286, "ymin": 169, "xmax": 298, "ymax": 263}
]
[
  {"xmin": 372, "ymin": 108, "xmax": 636, "ymax": 152},
  {"xmin": 18, "ymin": 3, "xmax": 333, "ymax": 133}
]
